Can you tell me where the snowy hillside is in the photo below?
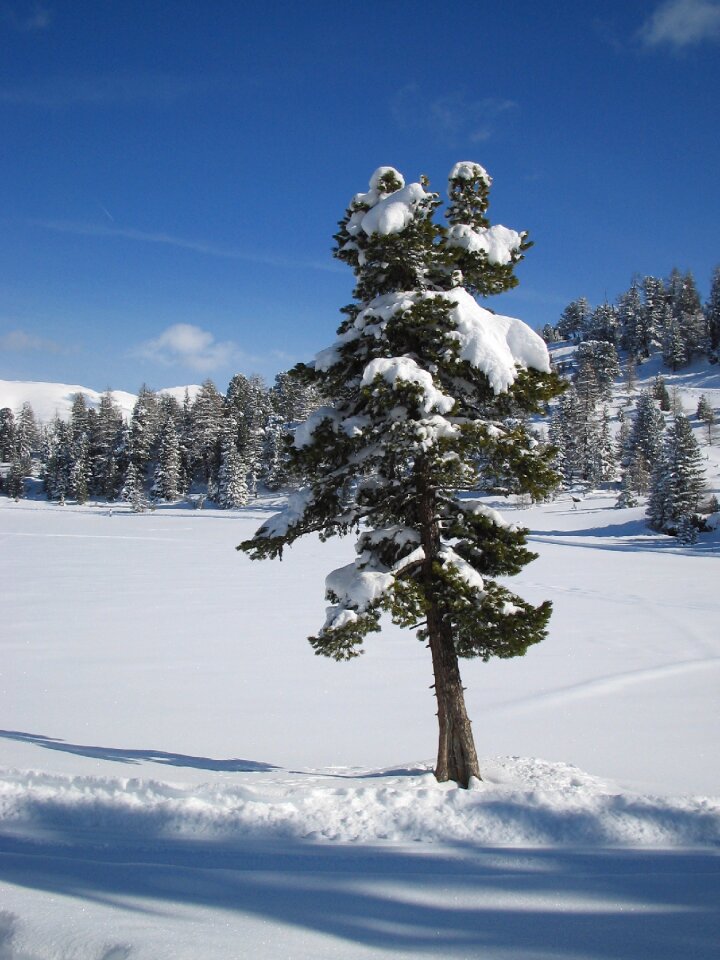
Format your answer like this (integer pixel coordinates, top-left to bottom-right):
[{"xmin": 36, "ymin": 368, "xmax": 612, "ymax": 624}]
[{"xmin": 0, "ymin": 379, "xmax": 201, "ymax": 423}]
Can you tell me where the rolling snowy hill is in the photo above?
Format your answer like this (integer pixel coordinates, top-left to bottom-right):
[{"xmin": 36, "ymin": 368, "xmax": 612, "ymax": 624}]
[{"xmin": 0, "ymin": 379, "xmax": 202, "ymax": 423}]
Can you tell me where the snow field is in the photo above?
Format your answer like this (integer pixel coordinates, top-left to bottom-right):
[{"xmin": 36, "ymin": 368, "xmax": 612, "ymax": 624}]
[{"xmin": 2, "ymin": 480, "xmax": 720, "ymax": 958}]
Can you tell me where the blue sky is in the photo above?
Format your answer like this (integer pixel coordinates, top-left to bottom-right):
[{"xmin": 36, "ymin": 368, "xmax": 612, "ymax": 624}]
[{"xmin": 1, "ymin": 0, "xmax": 719, "ymax": 393}]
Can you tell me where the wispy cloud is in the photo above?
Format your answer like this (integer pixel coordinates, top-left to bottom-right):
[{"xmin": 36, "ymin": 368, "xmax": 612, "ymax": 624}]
[
  {"xmin": 0, "ymin": 328, "xmax": 66, "ymax": 353},
  {"xmin": 639, "ymin": 0, "xmax": 720, "ymax": 49},
  {"xmin": 32, "ymin": 218, "xmax": 340, "ymax": 272},
  {"xmin": 133, "ymin": 324, "xmax": 244, "ymax": 374},
  {"xmin": 0, "ymin": 71, "xmax": 208, "ymax": 108},
  {"xmin": 392, "ymin": 85, "xmax": 518, "ymax": 144},
  {"xmin": 1, "ymin": 2, "xmax": 52, "ymax": 31}
]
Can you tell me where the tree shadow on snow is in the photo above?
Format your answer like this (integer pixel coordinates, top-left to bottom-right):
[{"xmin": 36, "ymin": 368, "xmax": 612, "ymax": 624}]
[
  {"xmin": 0, "ymin": 729, "xmax": 277, "ymax": 773},
  {"xmin": 529, "ymin": 518, "xmax": 720, "ymax": 557},
  {"xmin": 0, "ymin": 824, "xmax": 718, "ymax": 959}
]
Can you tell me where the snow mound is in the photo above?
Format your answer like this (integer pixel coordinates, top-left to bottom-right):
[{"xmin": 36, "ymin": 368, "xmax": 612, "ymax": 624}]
[{"xmin": 2, "ymin": 758, "xmax": 717, "ymax": 847}]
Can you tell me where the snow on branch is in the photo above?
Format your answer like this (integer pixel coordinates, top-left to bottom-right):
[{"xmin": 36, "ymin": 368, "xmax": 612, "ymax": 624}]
[
  {"xmin": 445, "ymin": 223, "xmax": 523, "ymax": 266},
  {"xmin": 443, "ymin": 288, "xmax": 550, "ymax": 393},
  {"xmin": 256, "ymin": 487, "xmax": 316, "ymax": 539},
  {"xmin": 361, "ymin": 356, "xmax": 455, "ymax": 415},
  {"xmin": 313, "ymin": 288, "xmax": 550, "ymax": 397}
]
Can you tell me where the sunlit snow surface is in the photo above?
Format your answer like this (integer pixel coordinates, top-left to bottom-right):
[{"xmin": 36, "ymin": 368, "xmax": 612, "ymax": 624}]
[{"xmin": 2, "ymin": 482, "xmax": 720, "ymax": 957}]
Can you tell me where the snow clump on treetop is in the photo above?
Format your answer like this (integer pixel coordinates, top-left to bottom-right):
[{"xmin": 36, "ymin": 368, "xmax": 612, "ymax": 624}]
[{"xmin": 449, "ymin": 160, "xmax": 492, "ymax": 184}]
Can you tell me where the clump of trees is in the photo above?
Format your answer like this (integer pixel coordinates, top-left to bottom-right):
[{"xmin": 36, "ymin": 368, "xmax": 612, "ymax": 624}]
[
  {"xmin": 544, "ymin": 266, "xmax": 720, "ymax": 369},
  {"xmin": 0, "ymin": 371, "xmax": 321, "ymax": 506}
]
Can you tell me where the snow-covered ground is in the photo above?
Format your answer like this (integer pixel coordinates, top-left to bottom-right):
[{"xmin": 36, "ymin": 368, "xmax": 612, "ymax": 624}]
[{"xmin": 1, "ymin": 486, "xmax": 719, "ymax": 958}]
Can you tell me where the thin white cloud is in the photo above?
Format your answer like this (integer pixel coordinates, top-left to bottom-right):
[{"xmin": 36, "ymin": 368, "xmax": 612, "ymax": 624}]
[
  {"xmin": 133, "ymin": 324, "xmax": 243, "ymax": 374},
  {"xmin": 32, "ymin": 219, "xmax": 340, "ymax": 273},
  {"xmin": 0, "ymin": 329, "xmax": 65, "ymax": 353},
  {"xmin": 640, "ymin": 0, "xmax": 720, "ymax": 48},
  {"xmin": 392, "ymin": 85, "xmax": 518, "ymax": 144},
  {"xmin": 0, "ymin": 72, "xmax": 207, "ymax": 107},
  {"xmin": 1, "ymin": 2, "xmax": 52, "ymax": 31}
]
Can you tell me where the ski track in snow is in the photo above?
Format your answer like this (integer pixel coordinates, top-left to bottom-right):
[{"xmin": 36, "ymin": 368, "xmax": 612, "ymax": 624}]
[{"xmin": 491, "ymin": 656, "xmax": 720, "ymax": 715}]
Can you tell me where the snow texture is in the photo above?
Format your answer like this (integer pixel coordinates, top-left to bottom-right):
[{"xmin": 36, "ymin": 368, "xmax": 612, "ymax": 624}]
[
  {"xmin": 449, "ymin": 160, "xmax": 492, "ymax": 184},
  {"xmin": 361, "ymin": 356, "xmax": 455, "ymax": 414},
  {"xmin": 439, "ymin": 546, "xmax": 485, "ymax": 592},
  {"xmin": 444, "ymin": 287, "xmax": 551, "ymax": 392},
  {"xmin": 324, "ymin": 562, "xmax": 394, "ymax": 628},
  {"xmin": 446, "ymin": 222, "xmax": 523, "ymax": 265},
  {"xmin": 358, "ymin": 182, "xmax": 427, "ymax": 237},
  {"xmin": 256, "ymin": 486, "xmax": 315, "ymax": 537}
]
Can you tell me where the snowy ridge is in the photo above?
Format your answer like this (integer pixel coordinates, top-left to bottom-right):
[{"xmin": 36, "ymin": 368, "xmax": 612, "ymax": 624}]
[
  {"xmin": 0, "ymin": 379, "xmax": 202, "ymax": 423},
  {"xmin": 2, "ymin": 759, "xmax": 718, "ymax": 847}
]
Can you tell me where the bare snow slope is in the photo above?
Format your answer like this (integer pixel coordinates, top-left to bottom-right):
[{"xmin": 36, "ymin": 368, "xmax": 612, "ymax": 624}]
[
  {"xmin": 0, "ymin": 379, "xmax": 201, "ymax": 422},
  {"xmin": 1, "ymin": 494, "xmax": 719, "ymax": 958}
]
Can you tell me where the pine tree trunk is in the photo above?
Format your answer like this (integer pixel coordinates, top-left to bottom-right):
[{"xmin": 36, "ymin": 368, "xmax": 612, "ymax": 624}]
[
  {"xmin": 418, "ymin": 460, "xmax": 481, "ymax": 788},
  {"xmin": 427, "ymin": 602, "xmax": 481, "ymax": 787}
]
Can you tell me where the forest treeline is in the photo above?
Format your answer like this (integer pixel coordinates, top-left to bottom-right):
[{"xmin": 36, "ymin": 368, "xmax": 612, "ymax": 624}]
[
  {"xmin": 0, "ymin": 370, "xmax": 321, "ymax": 509},
  {"xmin": 544, "ymin": 265, "xmax": 718, "ymax": 542},
  {"xmin": 1, "ymin": 266, "xmax": 718, "ymax": 542}
]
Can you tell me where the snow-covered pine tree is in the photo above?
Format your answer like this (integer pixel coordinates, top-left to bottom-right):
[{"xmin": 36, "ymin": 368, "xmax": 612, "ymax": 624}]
[
  {"xmin": 90, "ymin": 391, "xmax": 125, "ymax": 500},
  {"xmin": 662, "ymin": 310, "xmax": 686, "ymax": 371},
  {"xmin": 647, "ymin": 414, "xmax": 706, "ymax": 539},
  {"xmin": 239, "ymin": 162, "xmax": 563, "ymax": 787},
  {"xmin": 129, "ymin": 386, "xmax": 161, "ymax": 483},
  {"xmin": 226, "ymin": 373, "xmax": 270, "ymax": 496},
  {"xmin": 696, "ymin": 394, "xmax": 715, "ymax": 444},
  {"xmin": 617, "ymin": 280, "xmax": 646, "ymax": 359},
  {"xmin": 652, "ymin": 374, "xmax": 671, "ymax": 411},
  {"xmin": 548, "ymin": 388, "xmax": 581, "ymax": 488},
  {"xmin": 624, "ymin": 391, "xmax": 666, "ymax": 495},
  {"xmin": 44, "ymin": 418, "xmax": 73, "ymax": 501},
  {"xmin": 642, "ymin": 275, "xmax": 667, "ymax": 354},
  {"xmin": 121, "ymin": 460, "xmax": 147, "ymax": 512},
  {"xmin": 271, "ymin": 370, "xmax": 322, "ymax": 424},
  {"xmin": 15, "ymin": 402, "xmax": 38, "ymax": 473},
  {"xmin": 216, "ymin": 421, "xmax": 250, "ymax": 507},
  {"xmin": 192, "ymin": 379, "xmax": 225, "ymax": 488},
  {"xmin": 70, "ymin": 392, "xmax": 90, "ymax": 442},
  {"xmin": 556, "ymin": 298, "xmax": 591, "ymax": 342},
  {"xmin": 69, "ymin": 434, "xmax": 90, "ymax": 503},
  {"xmin": 0, "ymin": 408, "xmax": 15, "ymax": 462},
  {"xmin": 261, "ymin": 413, "xmax": 289, "ymax": 491},
  {"xmin": 5, "ymin": 453, "xmax": 26, "ymax": 498},
  {"xmin": 152, "ymin": 416, "xmax": 182, "ymax": 502},
  {"xmin": 587, "ymin": 302, "xmax": 620, "ymax": 345},
  {"xmin": 667, "ymin": 268, "xmax": 705, "ymax": 361},
  {"xmin": 705, "ymin": 265, "xmax": 720, "ymax": 358},
  {"xmin": 575, "ymin": 341, "xmax": 619, "ymax": 401},
  {"xmin": 615, "ymin": 466, "xmax": 639, "ymax": 509}
]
